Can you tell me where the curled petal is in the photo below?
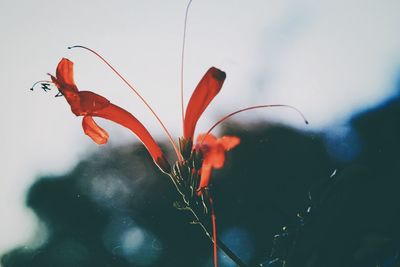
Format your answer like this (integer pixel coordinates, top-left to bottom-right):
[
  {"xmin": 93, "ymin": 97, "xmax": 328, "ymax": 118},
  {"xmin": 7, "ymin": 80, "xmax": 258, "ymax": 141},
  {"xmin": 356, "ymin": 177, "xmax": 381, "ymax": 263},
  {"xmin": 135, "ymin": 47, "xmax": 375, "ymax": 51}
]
[
  {"xmin": 184, "ymin": 67, "xmax": 226, "ymax": 140},
  {"xmin": 82, "ymin": 116, "xmax": 109, "ymax": 144},
  {"xmin": 208, "ymin": 136, "xmax": 240, "ymax": 168},
  {"xmin": 206, "ymin": 145, "xmax": 226, "ymax": 168},
  {"xmin": 195, "ymin": 133, "xmax": 240, "ymax": 194},
  {"xmin": 196, "ymin": 133, "xmax": 217, "ymax": 147},
  {"xmin": 55, "ymin": 58, "xmax": 79, "ymax": 92},
  {"xmin": 196, "ymin": 134, "xmax": 240, "ymax": 168},
  {"xmin": 219, "ymin": 136, "xmax": 240, "ymax": 151}
]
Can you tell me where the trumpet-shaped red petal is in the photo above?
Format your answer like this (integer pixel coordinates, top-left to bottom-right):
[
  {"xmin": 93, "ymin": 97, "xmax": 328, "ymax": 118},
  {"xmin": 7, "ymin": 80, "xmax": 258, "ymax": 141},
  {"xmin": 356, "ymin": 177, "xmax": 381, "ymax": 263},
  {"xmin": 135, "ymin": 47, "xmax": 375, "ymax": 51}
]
[
  {"xmin": 92, "ymin": 103, "xmax": 164, "ymax": 160},
  {"xmin": 195, "ymin": 133, "xmax": 240, "ymax": 193},
  {"xmin": 198, "ymin": 164, "xmax": 213, "ymax": 191},
  {"xmin": 51, "ymin": 58, "xmax": 171, "ymax": 173},
  {"xmin": 183, "ymin": 67, "xmax": 226, "ymax": 140}
]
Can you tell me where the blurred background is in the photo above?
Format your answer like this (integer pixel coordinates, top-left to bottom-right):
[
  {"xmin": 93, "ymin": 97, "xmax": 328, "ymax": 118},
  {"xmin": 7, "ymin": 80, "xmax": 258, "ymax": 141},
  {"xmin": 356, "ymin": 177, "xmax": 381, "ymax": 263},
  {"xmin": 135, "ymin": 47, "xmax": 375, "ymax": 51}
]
[{"xmin": 1, "ymin": 0, "xmax": 400, "ymax": 266}]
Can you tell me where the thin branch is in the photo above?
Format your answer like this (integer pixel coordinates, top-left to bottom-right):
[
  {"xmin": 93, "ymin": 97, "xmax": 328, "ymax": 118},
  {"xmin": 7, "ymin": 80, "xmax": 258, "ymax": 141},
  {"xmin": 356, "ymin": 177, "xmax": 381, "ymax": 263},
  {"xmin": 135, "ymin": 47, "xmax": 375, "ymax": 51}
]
[{"xmin": 188, "ymin": 207, "xmax": 250, "ymax": 267}]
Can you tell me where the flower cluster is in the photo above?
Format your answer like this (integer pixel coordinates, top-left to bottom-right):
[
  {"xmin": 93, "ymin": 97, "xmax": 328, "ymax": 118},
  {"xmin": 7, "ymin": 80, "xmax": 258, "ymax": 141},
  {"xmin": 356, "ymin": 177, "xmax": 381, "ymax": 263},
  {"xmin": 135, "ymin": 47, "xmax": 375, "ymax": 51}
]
[
  {"xmin": 41, "ymin": 55, "xmax": 249, "ymax": 266},
  {"xmin": 48, "ymin": 57, "xmax": 240, "ymax": 197},
  {"xmin": 33, "ymin": 44, "xmax": 307, "ymax": 266}
]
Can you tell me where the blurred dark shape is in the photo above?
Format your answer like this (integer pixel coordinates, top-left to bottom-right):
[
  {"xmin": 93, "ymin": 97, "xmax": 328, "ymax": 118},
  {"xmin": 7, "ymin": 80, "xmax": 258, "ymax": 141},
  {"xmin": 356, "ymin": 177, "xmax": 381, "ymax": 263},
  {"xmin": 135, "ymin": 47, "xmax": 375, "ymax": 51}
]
[
  {"xmin": 265, "ymin": 95, "xmax": 400, "ymax": 267},
  {"xmin": 2, "ymin": 96, "xmax": 400, "ymax": 267}
]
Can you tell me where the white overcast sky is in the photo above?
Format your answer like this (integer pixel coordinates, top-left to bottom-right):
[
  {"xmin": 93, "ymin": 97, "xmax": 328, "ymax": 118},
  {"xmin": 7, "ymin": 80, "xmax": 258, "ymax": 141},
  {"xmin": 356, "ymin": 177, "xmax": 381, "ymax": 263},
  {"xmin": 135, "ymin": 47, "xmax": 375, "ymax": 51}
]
[{"xmin": 1, "ymin": 0, "xmax": 400, "ymax": 259}]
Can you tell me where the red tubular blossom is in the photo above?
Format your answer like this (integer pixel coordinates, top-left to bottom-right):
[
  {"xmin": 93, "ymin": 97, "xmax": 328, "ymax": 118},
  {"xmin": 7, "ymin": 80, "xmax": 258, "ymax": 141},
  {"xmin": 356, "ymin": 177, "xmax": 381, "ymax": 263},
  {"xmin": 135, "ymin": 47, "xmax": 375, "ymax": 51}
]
[
  {"xmin": 195, "ymin": 133, "xmax": 240, "ymax": 193},
  {"xmin": 50, "ymin": 58, "xmax": 170, "ymax": 173},
  {"xmin": 183, "ymin": 67, "xmax": 226, "ymax": 140}
]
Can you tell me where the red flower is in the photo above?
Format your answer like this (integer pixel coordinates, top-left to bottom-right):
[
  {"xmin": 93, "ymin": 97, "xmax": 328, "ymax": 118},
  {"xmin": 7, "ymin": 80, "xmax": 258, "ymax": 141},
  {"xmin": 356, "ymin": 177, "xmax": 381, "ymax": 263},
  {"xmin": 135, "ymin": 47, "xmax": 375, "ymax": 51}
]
[
  {"xmin": 47, "ymin": 57, "xmax": 240, "ymax": 179},
  {"xmin": 180, "ymin": 66, "xmax": 240, "ymax": 194},
  {"xmin": 195, "ymin": 134, "xmax": 240, "ymax": 193},
  {"xmin": 49, "ymin": 58, "xmax": 170, "ymax": 173},
  {"xmin": 183, "ymin": 67, "xmax": 226, "ymax": 141},
  {"xmin": 46, "ymin": 55, "xmax": 305, "ymax": 192}
]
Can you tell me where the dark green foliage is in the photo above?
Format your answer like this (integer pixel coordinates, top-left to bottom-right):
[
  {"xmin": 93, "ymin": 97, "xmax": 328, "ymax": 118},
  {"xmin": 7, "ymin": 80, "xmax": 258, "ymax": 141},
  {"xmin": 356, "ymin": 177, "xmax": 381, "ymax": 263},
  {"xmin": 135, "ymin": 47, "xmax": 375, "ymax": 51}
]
[{"xmin": 264, "ymin": 97, "xmax": 400, "ymax": 267}]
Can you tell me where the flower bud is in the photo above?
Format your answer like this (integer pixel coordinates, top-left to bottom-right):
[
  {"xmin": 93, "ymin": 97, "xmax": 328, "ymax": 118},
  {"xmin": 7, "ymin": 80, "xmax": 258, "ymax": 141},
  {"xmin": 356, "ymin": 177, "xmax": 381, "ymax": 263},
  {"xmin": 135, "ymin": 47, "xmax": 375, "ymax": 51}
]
[
  {"xmin": 192, "ymin": 149, "xmax": 204, "ymax": 170},
  {"xmin": 179, "ymin": 137, "xmax": 193, "ymax": 160}
]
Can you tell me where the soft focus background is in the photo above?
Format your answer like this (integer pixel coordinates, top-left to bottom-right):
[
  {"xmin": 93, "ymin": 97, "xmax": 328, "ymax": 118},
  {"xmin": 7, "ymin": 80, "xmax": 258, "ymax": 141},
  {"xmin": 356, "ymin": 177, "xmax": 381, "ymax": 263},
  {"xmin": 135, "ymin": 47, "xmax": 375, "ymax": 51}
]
[{"xmin": 1, "ymin": 0, "xmax": 400, "ymax": 266}]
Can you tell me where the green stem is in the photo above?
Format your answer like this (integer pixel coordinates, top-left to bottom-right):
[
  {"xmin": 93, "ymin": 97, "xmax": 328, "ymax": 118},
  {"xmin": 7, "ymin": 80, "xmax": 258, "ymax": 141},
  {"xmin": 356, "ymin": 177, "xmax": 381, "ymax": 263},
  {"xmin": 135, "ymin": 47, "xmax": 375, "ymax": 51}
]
[{"xmin": 168, "ymin": 173, "xmax": 253, "ymax": 267}]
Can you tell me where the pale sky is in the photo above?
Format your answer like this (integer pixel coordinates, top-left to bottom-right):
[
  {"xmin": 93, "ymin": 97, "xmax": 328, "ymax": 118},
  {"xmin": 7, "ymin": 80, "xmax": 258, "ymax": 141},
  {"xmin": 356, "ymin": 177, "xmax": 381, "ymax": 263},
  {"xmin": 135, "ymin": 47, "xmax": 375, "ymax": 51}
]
[{"xmin": 1, "ymin": 0, "xmax": 400, "ymax": 260}]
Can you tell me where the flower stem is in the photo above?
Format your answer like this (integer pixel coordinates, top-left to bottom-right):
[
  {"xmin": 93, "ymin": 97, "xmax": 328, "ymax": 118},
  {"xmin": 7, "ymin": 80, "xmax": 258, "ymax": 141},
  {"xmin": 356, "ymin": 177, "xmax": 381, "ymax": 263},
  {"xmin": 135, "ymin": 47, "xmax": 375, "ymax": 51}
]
[
  {"xmin": 209, "ymin": 197, "xmax": 218, "ymax": 267},
  {"xmin": 188, "ymin": 207, "xmax": 249, "ymax": 267},
  {"xmin": 168, "ymin": 173, "xmax": 252, "ymax": 266}
]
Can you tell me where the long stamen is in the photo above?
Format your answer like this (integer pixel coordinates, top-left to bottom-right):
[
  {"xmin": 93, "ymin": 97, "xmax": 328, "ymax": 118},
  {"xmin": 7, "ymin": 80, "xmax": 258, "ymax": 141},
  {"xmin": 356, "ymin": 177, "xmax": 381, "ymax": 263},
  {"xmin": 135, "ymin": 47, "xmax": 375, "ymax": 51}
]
[
  {"xmin": 68, "ymin": 45, "xmax": 182, "ymax": 161},
  {"xmin": 180, "ymin": 0, "xmax": 193, "ymax": 132},
  {"xmin": 203, "ymin": 104, "xmax": 309, "ymax": 144}
]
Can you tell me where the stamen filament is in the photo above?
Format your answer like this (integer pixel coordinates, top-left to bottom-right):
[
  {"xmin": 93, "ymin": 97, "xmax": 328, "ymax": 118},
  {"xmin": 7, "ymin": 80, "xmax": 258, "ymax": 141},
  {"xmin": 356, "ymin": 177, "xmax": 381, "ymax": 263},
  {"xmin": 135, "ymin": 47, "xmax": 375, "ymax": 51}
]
[
  {"xmin": 203, "ymin": 104, "xmax": 309, "ymax": 144},
  {"xmin": 180, "ymin": 0, "xmax": 193, "ymax": 132},
  {"xmin": 68, "ymin": 45, "xmax": 182, "ymax": 161}
]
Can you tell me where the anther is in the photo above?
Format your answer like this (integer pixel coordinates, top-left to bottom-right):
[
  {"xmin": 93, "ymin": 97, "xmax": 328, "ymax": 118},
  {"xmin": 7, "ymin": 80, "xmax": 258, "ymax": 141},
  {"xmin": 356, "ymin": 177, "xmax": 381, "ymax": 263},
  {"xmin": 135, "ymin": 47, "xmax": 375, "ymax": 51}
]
[{"xmin": 30, "ymin": 80, "xmax": 53, "ymax": 92}]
